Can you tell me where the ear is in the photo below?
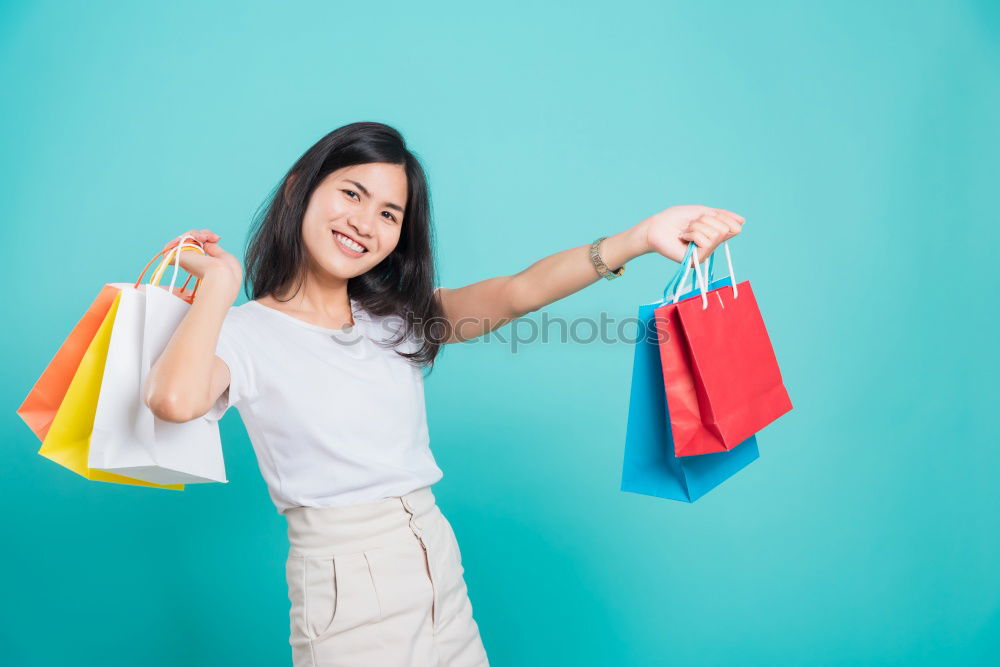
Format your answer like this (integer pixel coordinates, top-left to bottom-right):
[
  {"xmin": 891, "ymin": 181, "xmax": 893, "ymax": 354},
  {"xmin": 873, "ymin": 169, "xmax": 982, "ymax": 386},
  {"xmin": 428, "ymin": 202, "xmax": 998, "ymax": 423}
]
[{"xmin": 283, "ymin": 173, "xmax": 298, "ymax": 206}]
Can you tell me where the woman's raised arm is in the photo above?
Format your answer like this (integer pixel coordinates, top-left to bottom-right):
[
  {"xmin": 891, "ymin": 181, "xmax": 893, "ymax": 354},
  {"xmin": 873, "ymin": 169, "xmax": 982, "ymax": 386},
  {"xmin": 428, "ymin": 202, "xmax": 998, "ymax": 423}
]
[{"xmin": 435, "ymin": 205, "xmax": 745, "ymax": 343}]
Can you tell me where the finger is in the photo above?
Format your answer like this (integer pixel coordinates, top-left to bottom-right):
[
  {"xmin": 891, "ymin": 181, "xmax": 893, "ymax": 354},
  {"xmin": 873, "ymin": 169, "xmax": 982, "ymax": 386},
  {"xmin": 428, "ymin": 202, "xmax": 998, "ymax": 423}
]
[
  {"xmin": 679, "ymin": 231, "xmax": 694, "ymax": 245},
  {"xmin": 177, "ymin": 246, "xmax": 209, "ymax": 265},
  {"xmin": 691, "ymin": 219, "xmax": 729, "ymax": 245},
  {"xmin": 680, "ymin": 227, "xmax": 711, "ymax": 240},
  {"xmin": 685, "ymin": 230, "xmax": 714, "ymax": 261},
  {"xmin": 703, "ymin": 214, "xmax": 741, "ymax": 238},
  {"xmin": 711, "ymin": 210, "xmax": 742, "ymax": 229},
  {"xmin": 167, "ymin": 242, "xmax": 206, "ymax": 263},
  {"xmin": 165, "ymin": 231, "xmax": 215, "ymax": 252},
  {"xmin": 180, "ymin": 230, "xmax": 207, "ymax": 243},
  {"xmin": 163, "ymin": 237, "xmax": 187, "ymax": 251},
  {"xmin": 698, "ymin": 215, "xmax": 734, "ymax": 238},
  {"xmin": 718, "ymin": 209, "xmax": 746, "ymax": 224}
]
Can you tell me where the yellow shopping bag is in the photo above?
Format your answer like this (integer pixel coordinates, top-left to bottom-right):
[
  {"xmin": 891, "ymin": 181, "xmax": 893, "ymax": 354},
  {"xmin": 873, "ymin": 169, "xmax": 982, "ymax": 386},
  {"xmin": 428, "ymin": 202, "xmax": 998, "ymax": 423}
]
[{"xmin": 38, "ymin": 290, "xmax": 184, "ymax": 490}]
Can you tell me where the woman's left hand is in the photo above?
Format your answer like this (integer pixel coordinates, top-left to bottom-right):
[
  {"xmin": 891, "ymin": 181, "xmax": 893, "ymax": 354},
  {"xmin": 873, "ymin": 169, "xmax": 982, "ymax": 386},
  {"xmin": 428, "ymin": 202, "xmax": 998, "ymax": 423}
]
[{"xmin": 634, "ymin": 205, "xmax": 746, "ymax": 264}]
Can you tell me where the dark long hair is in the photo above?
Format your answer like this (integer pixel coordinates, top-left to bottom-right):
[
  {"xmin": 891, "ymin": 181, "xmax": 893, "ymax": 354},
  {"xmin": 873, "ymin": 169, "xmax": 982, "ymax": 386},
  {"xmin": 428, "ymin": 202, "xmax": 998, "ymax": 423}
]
[{"xmin": 242, "ymin": 122, "xmax": 445, "ymax": 369}]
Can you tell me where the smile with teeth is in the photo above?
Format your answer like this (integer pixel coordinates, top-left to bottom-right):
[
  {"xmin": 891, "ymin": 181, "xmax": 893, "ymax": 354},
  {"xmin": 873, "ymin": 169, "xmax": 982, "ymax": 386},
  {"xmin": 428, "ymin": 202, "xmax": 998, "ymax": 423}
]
[{"xmin": 334, "ymin": 231, "xmax": 368, "ymax": 253}]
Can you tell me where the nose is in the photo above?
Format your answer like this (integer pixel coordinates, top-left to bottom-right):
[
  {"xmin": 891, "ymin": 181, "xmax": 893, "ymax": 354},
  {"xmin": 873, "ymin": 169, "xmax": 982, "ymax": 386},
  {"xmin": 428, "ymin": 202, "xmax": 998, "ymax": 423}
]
[{"xmin": 346, "ymin": 213, "xmax": 375, "ymax": 240}]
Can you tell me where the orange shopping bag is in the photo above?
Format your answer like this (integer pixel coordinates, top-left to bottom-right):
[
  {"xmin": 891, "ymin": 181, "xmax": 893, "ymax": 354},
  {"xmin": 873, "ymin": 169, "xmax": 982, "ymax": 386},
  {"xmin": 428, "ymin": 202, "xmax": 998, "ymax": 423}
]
[{"xmin": 16, "ymin": 285, "xmax": 120, "ymax": 441}]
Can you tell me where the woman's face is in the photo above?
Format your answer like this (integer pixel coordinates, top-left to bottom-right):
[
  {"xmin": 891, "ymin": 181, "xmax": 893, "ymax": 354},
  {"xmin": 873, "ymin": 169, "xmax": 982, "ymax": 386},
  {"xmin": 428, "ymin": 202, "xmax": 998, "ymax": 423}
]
[{"xmin": 299, "ymin": 162, "xmax": 408, "ymax": 281}]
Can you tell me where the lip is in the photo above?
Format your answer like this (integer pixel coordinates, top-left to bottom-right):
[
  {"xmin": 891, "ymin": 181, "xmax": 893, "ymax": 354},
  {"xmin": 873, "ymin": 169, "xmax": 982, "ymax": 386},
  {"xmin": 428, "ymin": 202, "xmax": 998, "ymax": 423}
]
[{"xmin": 332, "ymin": 230, "xmax": 369, "ymax": 256}]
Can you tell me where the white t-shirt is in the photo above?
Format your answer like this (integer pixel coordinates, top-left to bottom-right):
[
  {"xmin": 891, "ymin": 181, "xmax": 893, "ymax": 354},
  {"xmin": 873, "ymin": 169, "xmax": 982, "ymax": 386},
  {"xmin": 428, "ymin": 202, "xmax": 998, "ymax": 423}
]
[{"xmin": 205, "ymin": 297, "xmax": 444, "ymax": 514}]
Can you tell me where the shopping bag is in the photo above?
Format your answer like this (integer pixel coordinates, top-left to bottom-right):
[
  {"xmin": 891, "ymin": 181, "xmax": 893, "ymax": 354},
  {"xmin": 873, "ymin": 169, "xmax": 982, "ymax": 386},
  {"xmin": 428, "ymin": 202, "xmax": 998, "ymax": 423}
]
[
  {"xmin": 17, "ymin": 285, "xmax": 120, "ymax": 442},
  {"xmin": 652, "ymin": 244, "xmax": 733, "ymax": 457},
  {"xmin": 37, "ymin": 290, "xmax": 184, "ymax": 490},
  {"xmin": 621, "ymin": 256, "xmax": 759, "ymax": 502},
  {"xmin": 89, "ymin": 239, "xmax": 227, "ymax": 485},
  {"xmin": 660, "ymin": 242, "xmax": 792, "ymax": 451}
]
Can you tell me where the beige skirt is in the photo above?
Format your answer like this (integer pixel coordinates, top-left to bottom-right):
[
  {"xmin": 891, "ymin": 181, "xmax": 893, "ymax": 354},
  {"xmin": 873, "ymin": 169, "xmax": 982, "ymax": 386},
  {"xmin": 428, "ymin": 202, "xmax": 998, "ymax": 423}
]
[{"xmin": 284, "ymin": 486, "xmax": 490, "ymax": 666}]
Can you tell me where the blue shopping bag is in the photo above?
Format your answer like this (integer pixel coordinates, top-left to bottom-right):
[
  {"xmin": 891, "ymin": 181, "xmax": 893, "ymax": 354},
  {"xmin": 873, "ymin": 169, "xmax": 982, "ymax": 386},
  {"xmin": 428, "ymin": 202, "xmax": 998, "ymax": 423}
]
[{"xmin": 621, "ymin": 246, "xmax": 759, "ymax": 501}]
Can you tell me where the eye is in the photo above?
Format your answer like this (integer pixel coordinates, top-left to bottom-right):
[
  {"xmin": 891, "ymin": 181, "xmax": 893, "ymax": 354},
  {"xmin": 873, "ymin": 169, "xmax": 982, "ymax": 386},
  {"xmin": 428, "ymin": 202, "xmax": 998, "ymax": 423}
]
[
  {"xmin": 382, "ymin": 211, "xmax": 398, "ymax": 223},
  {"xmin": 342, "ymin": 189, "xmax": 360, "ymax": 201}
]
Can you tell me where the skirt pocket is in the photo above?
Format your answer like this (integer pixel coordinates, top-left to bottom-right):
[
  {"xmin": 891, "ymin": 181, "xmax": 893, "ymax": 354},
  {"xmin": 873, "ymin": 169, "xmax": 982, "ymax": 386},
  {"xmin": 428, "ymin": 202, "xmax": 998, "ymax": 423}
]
[
  {"xmin": 286, "ymin": 554, "xmax": 338, "ymax": 641},
  {"xmin": 326, "ymin": 552, "xmax": 382, "ymax": 637}
]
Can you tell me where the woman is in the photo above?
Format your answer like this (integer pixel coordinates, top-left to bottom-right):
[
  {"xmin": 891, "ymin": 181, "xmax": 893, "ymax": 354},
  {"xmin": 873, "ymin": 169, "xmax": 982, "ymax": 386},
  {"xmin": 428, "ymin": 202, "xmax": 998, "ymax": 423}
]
[{"xmin": 145, "ymin": 121, "xmax": 744, "ymax": 666}]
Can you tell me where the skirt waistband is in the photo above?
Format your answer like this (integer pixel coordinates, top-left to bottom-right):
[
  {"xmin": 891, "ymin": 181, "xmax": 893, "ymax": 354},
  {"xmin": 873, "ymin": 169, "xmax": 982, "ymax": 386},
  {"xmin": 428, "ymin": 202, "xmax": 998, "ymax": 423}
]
[{"xmin": 284, "ymin": 486, "xmax": 437, "ymax": 556}]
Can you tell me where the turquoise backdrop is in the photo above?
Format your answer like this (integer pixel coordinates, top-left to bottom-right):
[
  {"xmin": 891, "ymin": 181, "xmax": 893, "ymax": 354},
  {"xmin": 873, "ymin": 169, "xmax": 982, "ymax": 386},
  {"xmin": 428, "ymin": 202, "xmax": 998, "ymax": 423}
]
[{"xmin": 3, "ymin": 1, "xmax": 998, "ymax": 665}]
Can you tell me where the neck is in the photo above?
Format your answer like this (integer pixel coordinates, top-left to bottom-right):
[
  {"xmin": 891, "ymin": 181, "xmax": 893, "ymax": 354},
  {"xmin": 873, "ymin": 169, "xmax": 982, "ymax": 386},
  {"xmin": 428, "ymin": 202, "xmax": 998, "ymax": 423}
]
[{"xmin": 271, "ymin": 263, "xmax": 354, "ymax": 326}]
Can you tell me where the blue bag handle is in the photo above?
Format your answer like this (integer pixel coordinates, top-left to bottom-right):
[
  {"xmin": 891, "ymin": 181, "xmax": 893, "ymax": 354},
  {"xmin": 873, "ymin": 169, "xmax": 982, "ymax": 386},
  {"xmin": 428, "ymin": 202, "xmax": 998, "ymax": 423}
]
[
  {"xmin": 661, "ymin": 243, "xmax": 715, "ymax": 302},
  {"xmin": 661, "ymin": 241, "xmax": 739, "ymax": 306}
]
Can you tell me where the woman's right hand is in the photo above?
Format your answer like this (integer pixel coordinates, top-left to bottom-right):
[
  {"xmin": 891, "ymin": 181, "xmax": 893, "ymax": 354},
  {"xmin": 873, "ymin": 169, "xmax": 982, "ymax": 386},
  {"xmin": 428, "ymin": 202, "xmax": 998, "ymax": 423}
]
[
  {"xmin": 162, "ymin": 229, "xmax": 243, "ymax": 292},
  {"xmin": 146, "ymin": 229, "xmax": 242, "ymax": 423}
]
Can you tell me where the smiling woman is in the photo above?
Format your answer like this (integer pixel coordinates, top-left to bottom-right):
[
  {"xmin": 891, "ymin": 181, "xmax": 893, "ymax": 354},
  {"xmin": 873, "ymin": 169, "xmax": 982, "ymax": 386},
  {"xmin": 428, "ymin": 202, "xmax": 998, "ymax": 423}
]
[
  {"xmin": 143, "ymin": 123, "xmax": 494, "ymax": 666},
  {"xmin": 241, "ymin": 128, "xmax": 445, "ymax": 365},
  {"xmin": 142, "ymin": 120, "xmax": 742, "ymax": 667}
]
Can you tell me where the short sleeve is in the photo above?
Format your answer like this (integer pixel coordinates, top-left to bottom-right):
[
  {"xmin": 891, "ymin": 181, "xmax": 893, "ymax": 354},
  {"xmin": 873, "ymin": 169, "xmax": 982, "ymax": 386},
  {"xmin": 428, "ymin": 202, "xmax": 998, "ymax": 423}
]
[{"xmin": 204, "ymin": 309, "xmax": 256, "ymax": 421}]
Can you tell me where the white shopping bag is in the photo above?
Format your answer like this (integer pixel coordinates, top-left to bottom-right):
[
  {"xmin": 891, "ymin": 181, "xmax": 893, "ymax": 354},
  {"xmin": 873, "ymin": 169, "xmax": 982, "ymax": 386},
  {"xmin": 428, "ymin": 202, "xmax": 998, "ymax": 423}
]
[{"xmin": 89, "ymin": 238, "xmax": 227, "ymax": 485}]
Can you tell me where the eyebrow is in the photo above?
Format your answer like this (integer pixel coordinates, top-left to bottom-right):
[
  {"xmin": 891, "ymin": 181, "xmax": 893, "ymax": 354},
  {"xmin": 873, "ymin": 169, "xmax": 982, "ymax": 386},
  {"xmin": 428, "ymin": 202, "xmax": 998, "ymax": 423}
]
[{"xmin": 344, "ymin": 180, "xmax": 405, "ymax": 213}]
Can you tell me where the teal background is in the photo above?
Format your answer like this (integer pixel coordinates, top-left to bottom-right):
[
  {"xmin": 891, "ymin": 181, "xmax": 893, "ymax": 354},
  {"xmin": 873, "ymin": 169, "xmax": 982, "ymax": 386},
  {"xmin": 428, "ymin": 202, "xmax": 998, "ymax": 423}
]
[{"xmin": 3, "ymin": 1, "xmax": 998, "ymax": 665}]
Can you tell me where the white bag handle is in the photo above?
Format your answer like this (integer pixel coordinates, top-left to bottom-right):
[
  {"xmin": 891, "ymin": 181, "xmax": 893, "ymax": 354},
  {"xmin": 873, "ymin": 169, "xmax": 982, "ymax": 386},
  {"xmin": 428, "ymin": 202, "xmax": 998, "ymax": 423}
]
[
  {"xmin": 150, "ymin": 234, "xmax": 206, "ymax": 294},
  {"xmin": 674, "ymin": 241, "xmax": 739, "ymax": 310}
]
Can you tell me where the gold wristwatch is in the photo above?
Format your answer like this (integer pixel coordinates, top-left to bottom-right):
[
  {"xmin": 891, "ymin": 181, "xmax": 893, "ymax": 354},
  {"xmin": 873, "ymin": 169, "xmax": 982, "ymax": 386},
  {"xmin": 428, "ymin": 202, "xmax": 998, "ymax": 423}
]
[{"xmin": 590, "ymin": 236, "xmax": 625, "ymax": 280}]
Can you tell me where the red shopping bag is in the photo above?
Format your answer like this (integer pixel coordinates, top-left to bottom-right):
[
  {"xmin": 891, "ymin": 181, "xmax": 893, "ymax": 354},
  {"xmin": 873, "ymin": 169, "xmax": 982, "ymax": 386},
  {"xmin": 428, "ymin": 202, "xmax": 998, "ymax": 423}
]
[
  {"xmin": 675, "ymin": 279, "xmax": 792, "ymax": 449},
  {"xmin": 655, "ymin": 242, "xmax": 792, "ymax": 456},
  {"xmin": 654, "ymin": 293, "xmax": 730, "ymax": 457}
]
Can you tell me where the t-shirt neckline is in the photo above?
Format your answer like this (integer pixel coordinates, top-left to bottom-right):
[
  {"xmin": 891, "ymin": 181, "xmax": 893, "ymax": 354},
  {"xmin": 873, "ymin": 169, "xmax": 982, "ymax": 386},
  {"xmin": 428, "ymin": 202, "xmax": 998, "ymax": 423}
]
[{"xmin": 247, "ymin": 298, "xmax": 365, "ymax": 336}]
